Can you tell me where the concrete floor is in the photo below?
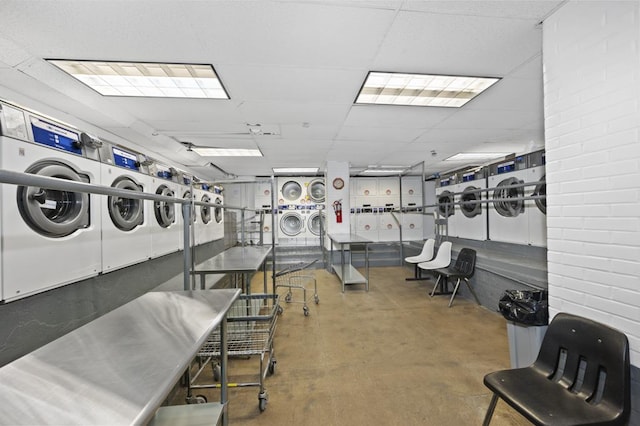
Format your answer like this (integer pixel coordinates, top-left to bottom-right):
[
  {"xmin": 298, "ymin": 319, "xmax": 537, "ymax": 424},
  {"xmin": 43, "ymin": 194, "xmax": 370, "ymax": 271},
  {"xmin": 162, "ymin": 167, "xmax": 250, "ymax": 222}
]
[{"xmin": 173, "ymin": 266, "xmax": 531, "ymax": 425}]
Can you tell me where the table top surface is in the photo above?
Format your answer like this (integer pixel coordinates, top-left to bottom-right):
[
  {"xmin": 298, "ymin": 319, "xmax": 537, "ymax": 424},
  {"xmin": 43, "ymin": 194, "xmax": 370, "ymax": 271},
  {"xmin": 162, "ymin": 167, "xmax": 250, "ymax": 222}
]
[
  {"xmin": 192, "ymin": 246, "xmax": 272, "ymax": 273},
  {"xmin": 0, "ymin": 288, "xmax": 240, "ymax": 425},
  {"xmin": 327, "ymin": 233, "xmax": 372, "ymax": 244}
]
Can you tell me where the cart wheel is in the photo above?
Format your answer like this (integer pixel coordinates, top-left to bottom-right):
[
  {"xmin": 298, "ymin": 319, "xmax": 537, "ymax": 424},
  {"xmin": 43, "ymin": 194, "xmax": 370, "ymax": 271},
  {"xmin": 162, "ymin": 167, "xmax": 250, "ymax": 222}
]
[
  {"xmin": 186, "ymin": 394, "xmax": 208, "ymax": 404},
  {"xmin": 277, "ymin": 305, "xmax": 284, "ymax": 315},
  {"xmin": 285, "ymin": 293, "xmax": 292, "ymax": 303},
  {"xmin": 212, "ymin": 364, "xmax": 221, "ymax": 382},
  {"xmin": 314, "ymin": 295, "xmax": 320, "ymax": 304},
  {"xmin": 268, "ymin": 359, "xmax": 277, "ymax": 375},
  {"xmin": 258, "ymin": 392, "xmax": 268, "ymax": 412},
  {"xmin": 303, "ymin": 306, "xmax": 309, "ymax": 316}
]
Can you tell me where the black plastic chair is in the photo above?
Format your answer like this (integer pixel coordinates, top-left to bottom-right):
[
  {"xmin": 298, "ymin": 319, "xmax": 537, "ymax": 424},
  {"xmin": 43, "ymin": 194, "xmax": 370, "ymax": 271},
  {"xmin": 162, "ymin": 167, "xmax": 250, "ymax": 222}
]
[
  {"xmin": 432, "ymin": 248, "xmax": 480, "ymax": 307},
  {"xmin": 483, "ymin": 312, "xmax": 631, "ymax": 426}
]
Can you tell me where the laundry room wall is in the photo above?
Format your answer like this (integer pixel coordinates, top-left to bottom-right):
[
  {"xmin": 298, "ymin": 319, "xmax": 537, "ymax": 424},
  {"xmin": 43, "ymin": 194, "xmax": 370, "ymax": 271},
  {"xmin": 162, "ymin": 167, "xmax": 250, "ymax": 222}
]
[{"xmin": 543, "ymin": 0, "xmax": 640, "ymax": 420}]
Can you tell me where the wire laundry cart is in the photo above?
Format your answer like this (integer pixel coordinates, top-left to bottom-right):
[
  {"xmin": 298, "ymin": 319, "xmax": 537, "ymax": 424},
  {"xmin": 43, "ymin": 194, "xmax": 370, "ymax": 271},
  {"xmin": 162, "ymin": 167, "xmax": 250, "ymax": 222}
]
[
  {"xmin": 274, "ymin": 259, "xmax": 319, "ymax": 316},
  {"xmin": 188, "ymin": 293, "xmax": 279, "ymax": 412}
]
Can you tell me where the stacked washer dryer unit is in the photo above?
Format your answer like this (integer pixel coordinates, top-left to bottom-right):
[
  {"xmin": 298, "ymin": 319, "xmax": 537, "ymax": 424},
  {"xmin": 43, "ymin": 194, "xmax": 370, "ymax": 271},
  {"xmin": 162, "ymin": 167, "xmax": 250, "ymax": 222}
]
[
  {"xmin": 193, "ymin": 181, "xmax": 213, "ymax": 246},
  {"xmin": 148, "ymin": 161, "xmax": 181, "ymax": 257},
  {"xmin": 0, "ymin": 101, "xmax": 102, "ymax": 302},
  {"xmin": 306, "ymin": 178, "xmax": 325, "ymax": 245},
  {"xmin": 99, "ymin": 142, "xmax": 153, "ymax": 272},
  {"xmin": 454, "ymin": 168, "xmax": 487, "ymax": 241},
  {"xmin": 434, "ymin": 173, "xmax": 457, "ymax": 238},
  {"xmin": 350, "ymin": 178, "xmax": 380, "ymax": 241},
  {"xmin": 488, "ymin": 151, "xmax": 546, "ymax": 246},
  {"xmin": 255, "ymin": 180, "xmax": 276, "ymax": 244},
  {"xmin": 277, "ymin": 177, "xmax": 309, "ymax": 246},
  {"xmin": 400, "ymin": 175, "xmax": 424, "ymax": 241},
  {"xmin": 377, "ymin": 177, "xmax": 400, "ymax": 242}
]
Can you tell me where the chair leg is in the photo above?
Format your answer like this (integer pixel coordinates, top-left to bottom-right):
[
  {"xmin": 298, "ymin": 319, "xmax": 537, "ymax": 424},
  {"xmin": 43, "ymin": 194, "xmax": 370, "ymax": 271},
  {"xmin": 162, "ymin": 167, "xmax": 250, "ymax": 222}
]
[
  {"xmin": 448, "ymin": 278, "xmax": 461, "ymax": 307},
  {"xmin": 465, "ymin": 278, "xmax": 481, "ymax": 305},
  {"xmin": 429, "ymin": 274, "xmax": 441, "ymax": 297},
  {"xmin": 482, "ymin": 394, "xmax": 499, "ymax": 426}
]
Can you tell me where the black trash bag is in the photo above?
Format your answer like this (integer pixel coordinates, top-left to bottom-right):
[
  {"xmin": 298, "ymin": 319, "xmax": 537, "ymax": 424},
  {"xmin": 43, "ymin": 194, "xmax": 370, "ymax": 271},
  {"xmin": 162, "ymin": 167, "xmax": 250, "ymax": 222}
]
[{"xmin": 498, "ymin": 289, "xmax": 549, "ymax": 326}]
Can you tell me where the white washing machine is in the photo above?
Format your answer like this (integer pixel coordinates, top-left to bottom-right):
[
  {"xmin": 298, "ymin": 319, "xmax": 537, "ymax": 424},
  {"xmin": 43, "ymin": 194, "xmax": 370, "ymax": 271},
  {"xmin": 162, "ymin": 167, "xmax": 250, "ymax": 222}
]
[
  {"xmin": 307, "ymin": 209, "xmax": 325, "ymax": 242},
  {"xmin": 401, "ymin": 195, "xmax": 424, "ymax": 241},
  {"xmin": 455, "ymin": 169, "xmax": 487, "ymax": 241},
  {"xmin": 528, "ymin": 151, "xmax": 547, "ymax": 247},
  {"xmin": 488, "ymin": 153, "xmax": 546, "ymax": 246},
  {"xmin": 178, "ymin": 175, "xmax": 196, "ymax": 250},
  {"xmin": 352, "ymin": 196, "xmax": 380, "ymax": 241},
  {"xmin": 278, "ymin": 177, "xmax": 307, "ymax": 205},
  {"xmin": 277, "ymin": 177, "xmax": 313, "ymax": 245},
  {"xmin": 148, "ymin": 162, "xmax": 181, "ymax": 258},
  {"xmin": 99, "ymin": 142, "xmax": 153, "ymax": 272},
  {"xmin": 211, "ymin": 186, "xmax": 225, "ymax": 242},
  {"xmin": 0, "ymin": 102, "xmax": 102, "ymax": 302},
  {"xmin": 378, "ymin": 197, "xmax": 399, "ymax": 242},
  {"xmin": 193, "ymin": 183, "xmax": 213, "ymax": 246},
  {"xmin": 435, "ymin": 174, "xmax": 457, "ymax": 238}
]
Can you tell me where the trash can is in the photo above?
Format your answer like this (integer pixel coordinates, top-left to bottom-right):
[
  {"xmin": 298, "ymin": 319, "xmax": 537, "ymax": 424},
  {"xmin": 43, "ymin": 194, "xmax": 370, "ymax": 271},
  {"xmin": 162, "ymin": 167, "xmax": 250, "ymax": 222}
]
[{"xmin": 498, "ymin": 289, "xmax": 549, "ymax": 368}]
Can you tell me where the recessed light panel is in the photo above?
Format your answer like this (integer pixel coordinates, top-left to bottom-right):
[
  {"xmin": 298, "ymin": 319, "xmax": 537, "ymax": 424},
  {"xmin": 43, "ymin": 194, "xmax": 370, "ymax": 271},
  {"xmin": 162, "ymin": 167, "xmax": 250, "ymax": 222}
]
[
  {"xmin": 47, "ymin": 60, "xmax": 229, "ymax": 99},
  {"xmin": 444, "ymin": 152, "xmax": 510, "ymax": 162},
  {"xmin": 355, "ymin": 72, "xmax": 499, "ymax": 107},
  {"xmin": 191, "ymin": 148, "xmax": 261, "ymax": 157},
  {"xmin": 273, "ymin": 167, "xmax": 319, "ymax": 174}
]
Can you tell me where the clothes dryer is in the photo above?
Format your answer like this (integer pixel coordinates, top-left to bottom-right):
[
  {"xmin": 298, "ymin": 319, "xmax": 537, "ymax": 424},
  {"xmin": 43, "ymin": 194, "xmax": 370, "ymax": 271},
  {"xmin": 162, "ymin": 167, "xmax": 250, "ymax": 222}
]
[
  {"xmin": 455, "ymin": 169, "xmax": 487, "ymax": 241},
  {"xmin": 194, "ymin": 183, "xmax": 213, "ymax": 246},
  {"xmin": 488, "ymin": 154, "xmax": 545, "ymax": 246},
  {"xmin": 148, "ymin": 162, "xmax": 181, "ymax": 258},
  {"xmin": 527, "ymin": 151, "xmax": 547, "ymax": 247},
  {"xmin": 0, "ymin": 102, "xmax": 102, "ymax": 302},
  {"xmin": 278, "ymin": 206, "xmax": 306, "ymax": 246},
  {"xmin": 278, "ymin": 177, "xmax": 307, "ymax": 205},
  {"xmin": 378, "ymin": 199, "xmax": 399, "ymax": 242},
  {"xmin": 99, "ymin": 143, "xmax": 153, "ymax": 272},
  {"xmin": 401, "ymin": 196, "xmax": 424, "ymax": 241}
]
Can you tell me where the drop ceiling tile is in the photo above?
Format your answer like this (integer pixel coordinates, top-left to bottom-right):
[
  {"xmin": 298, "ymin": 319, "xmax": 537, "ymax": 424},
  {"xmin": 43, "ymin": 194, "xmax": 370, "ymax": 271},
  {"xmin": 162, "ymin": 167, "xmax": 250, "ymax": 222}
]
[
  {"xmin": 336, "ymin": 126, "xmax": 425, "ymax": 142},
  {"xmin": 343, "ymin": 105, "xmax": 455, "ymax": 128},
  {"xmin": 371, "ymin": 10, "xmax": 542, "ymax": 76},
  {"xmin": 401, "ymin": 1, "xmax": 563, "ymax": 20}
]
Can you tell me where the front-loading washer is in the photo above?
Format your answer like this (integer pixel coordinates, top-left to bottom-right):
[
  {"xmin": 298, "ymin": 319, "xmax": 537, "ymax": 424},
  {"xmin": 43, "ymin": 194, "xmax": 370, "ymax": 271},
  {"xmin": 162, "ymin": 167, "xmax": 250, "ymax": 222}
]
[
  {"xmin": 148, "ymin": 161, "xmax": 181, "ymax": 258},
  {"xmin": 307, "ymin": 178, "xmax": 325, "ymax": 204},
  {"xmin": 488, "ymin": 154, "xmax": 544, "ymax": 246},
  {"xmin": 527, "ymin": 151, "xmax": 547, "ymax": 247},
  {"xmin": 307, "ymin": 209, "xmax": 325, "ymax": 240},
  {"xmin": 401, "ymin": 196, "xmax": 423, "ymax": 241},
  {"xmin": 0, "ymin": 101, "xmax": 102, "ymax": 302},
  {"xmin": 435, "ymin": 174, "xmax": 456, "ymax": 238},
  {"xmin": 378, "ymin": 198, "xmax": 399, "ymax": 242},
  {"xmin": 278, "ymin": 207, "xmax": 306, "ymax": 246},
  {"xmin": 455, "ymin": 169, "xmax": 487, "ymax": 241},
  {"xmin": 99, "ymin": 142, "xmax": 152, "ymax": 272},
  {"xmin": 193, "ymin": 183, "xmax": 211, "ymax": 246},
  {"xmin": 278, "ymin": 177, "xmax": 307, "ymax": 205},
  {"xmin": 211, "ymin": 186, "xmax": 224, "ymax": 242}
]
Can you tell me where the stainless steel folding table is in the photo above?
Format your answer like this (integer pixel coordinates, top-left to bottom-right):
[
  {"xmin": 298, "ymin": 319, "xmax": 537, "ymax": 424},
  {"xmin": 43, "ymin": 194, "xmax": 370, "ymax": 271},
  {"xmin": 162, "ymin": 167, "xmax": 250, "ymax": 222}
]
[{"xmin": 327, "ymin": 233, "xmax": 371, "ymax": 292}]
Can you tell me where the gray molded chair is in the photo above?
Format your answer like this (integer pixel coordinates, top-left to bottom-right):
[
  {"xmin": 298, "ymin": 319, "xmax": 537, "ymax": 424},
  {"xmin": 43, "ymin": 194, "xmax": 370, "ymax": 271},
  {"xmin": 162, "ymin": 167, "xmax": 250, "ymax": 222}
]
[
  {"xmin": 483, "ymin": 312, "xmax": 631, "ymax": 426},
  {"xmin": 432, "ymin": 248, "xmax": 480, "ymax": 307},
  {"xmin": 404, "ymin": 238, "xmax": 435, "ymax": 281}
]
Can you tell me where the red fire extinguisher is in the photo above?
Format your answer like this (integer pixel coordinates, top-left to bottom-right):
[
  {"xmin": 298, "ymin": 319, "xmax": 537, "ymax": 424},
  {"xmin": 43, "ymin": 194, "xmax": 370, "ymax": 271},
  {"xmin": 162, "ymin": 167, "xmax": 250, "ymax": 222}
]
[{"xmin": 332, "ymin": 199, "xmax": 343, "ymax": 223}]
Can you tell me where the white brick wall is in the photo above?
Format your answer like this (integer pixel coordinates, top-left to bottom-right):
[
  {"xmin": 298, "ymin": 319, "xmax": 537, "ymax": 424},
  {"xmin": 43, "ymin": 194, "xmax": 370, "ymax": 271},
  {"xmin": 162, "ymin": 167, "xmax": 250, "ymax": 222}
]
[{"xmin": 543, "ymin": 0, "xmax": 640, "ymax": 373}]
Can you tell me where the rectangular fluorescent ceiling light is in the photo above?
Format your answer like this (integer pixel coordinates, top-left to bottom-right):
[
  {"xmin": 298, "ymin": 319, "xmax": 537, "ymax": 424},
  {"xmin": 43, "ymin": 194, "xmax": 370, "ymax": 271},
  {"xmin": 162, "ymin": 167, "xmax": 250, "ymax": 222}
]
[
  {"xmin": 47, "ymin": 60, "xmax": 229, "ymax": 99},
  {"xmin": 273, "ymin": 167, "xmax": 319, "ymax": 174},
  {"xmin": 355, "ymin": 72, "xmax": 499, "ymax": 107},
  {"xmin": 444, "ymin": 152, "xmax": 511, "ymax": 162},
  {"xmin": 192, "ymin": 147, "xmax": 262, "ymax": 156},
  {"xmin": 361, "ymin": 168, "xmax": 407, "ymax": 175}
]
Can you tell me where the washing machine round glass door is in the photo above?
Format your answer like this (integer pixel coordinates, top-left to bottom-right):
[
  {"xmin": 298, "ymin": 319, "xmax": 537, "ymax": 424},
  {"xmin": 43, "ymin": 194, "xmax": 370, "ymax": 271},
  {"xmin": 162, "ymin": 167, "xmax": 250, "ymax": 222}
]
[
  {"xmin": 437, "ymin": 190, "xmax": 454, "ymax": 217},
  {"xmin": 154, "ymin": 185, "xmax": 175, "ymax": 228},
  {"xmin": 308, "ymin": 178, "xmax": 325, "ymax": 203},
  {"xmin": 534, "ymin": 175, "xmax": 546, "ymax": 214},
  {"xmin": 214, "ymin": 197, "xmax": 223, "ymax": 223},
  {"xmin": 280, "ymin": 212, "xmax": 303, "ymax": 236},
  {"xmin": 200, "ymin": 194, "xmax": 211, "ymax": 224},
  {"xmin": 308, "ymin": 211, "xmax": 324, "ymax": 236},
  {"xmin": 108, "ymin": 176, "xmax": 144, "ymax": 231},
  {"xmin": 461, "ymin": 186, "xmax": 481, "ymax": 218},
  {"xmin": 17, "ymin": 161, "xmax": 90, "ymax": 237},
  {"xmin": 493, "ymin": 177, "xmax": 524, "ymax": 217},
  {"xmin": 281, "ymin": 180, "xmax": 302, "ymax": 202}
]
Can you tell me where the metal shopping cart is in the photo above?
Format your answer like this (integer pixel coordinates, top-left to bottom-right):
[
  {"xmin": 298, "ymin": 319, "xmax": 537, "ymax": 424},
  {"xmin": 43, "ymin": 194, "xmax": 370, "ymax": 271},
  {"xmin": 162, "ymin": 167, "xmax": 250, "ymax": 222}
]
[
  {"xmin": 187, "ymin": 293, "xmax": 278, "ymax": 412},
  {"xmin": 274, "ymin": 259, "xmax": 319, "ymax": 316}
]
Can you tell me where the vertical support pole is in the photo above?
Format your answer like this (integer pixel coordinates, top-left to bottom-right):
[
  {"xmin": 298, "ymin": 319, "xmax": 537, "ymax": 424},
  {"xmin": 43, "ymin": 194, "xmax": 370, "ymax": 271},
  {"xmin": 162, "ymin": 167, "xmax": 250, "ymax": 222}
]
[
  {"xmin": 182, "ymin": 203, "xmax": 192, "ymax": 291},
  {"xmin": 241, "ymin": 209, "xmax": 246, "ymax": 247},
  {"xmin": 398, "ymin": 174, "xmax": 404, "ymax": 265},
  {"xmin": 220, "ymin": 317, "xmax": 229, "ymax": 426}
]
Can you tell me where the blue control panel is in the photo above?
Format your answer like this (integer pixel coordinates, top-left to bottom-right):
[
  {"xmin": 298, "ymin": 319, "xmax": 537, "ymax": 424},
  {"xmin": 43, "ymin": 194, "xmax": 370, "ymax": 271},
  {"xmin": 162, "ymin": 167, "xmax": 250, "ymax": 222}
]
[
  {"xmin": 497, "ymin": 161, "xmax": 516, "ymax": 174},
  {"xmin": 30, "ymin": 117, "xmax": 82, "ymax": 155},
  {"xmin": 112, "ymin": 147, "xmax": 139, "ymax": 171},
  {"xmin": 462, "ymin": 172, "xmax": 475, "ymax": 182}
]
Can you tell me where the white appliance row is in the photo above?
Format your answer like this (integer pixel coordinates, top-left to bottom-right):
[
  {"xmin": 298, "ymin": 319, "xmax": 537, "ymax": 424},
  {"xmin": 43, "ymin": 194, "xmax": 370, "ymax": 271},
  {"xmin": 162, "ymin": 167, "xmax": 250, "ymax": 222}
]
[
  {"xmin": 435, "ymin": 151, "xmax": 546, "ymax": 247},
  {"xmin": 276, "ymin": 177, "xmax": 325, "ymax": 246},
  {"xmin": 0, "ymin": 100, "xmax": 223, "ymax": 303}
]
